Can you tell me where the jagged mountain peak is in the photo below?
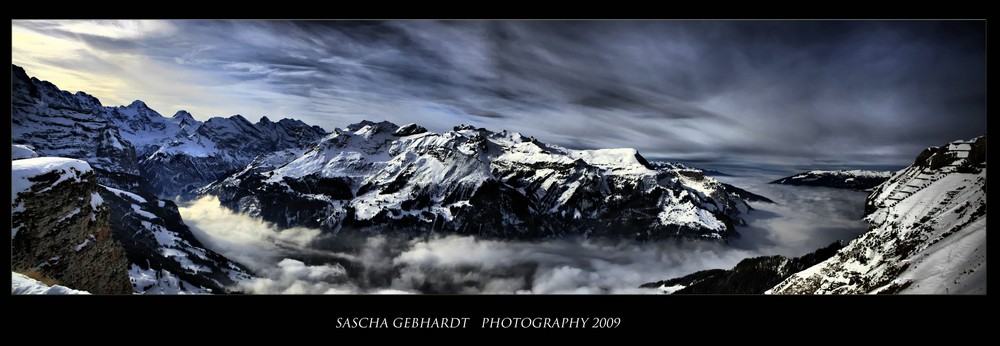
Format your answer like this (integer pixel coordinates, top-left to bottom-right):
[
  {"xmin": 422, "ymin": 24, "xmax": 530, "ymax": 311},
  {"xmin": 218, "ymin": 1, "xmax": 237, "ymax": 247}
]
[
  {"xmin": 172, "ymin": 110, "xmax": 194, "ymax": 119},
  {"xmin": 344, "ymin": 120, "xmax": 399, "ymax": 135},
  {"xmin": 126, "ymin": 99, "xmax": 148, "ymax": 108},
  {"xmin": 73, "ymin": 91, "xmax": 102, "ymax": 106},
  {"xmin": 230, "ymin": 114, "xmax": 251, "ymax": 123},
  {"xmin": 394, "ymin": 123, "xmax": 428, "ymax": 136},
  {"xmin": 12, "ymin": 63, "xmax": 29, "ymax": 79},
  {"xmin": 276, "ymin": 117, "xmax": 314, "ymax": 127},
  {"xmin": 204, "ymin": 114, "xmax": 253, "ymax": 127},
  {"xmin": 112, "ymin": 99, "xmax": 164, "ymax": 123},
  {"xmin": 453, "ymin": 124, "xmax": 478, "ymax": 131}
]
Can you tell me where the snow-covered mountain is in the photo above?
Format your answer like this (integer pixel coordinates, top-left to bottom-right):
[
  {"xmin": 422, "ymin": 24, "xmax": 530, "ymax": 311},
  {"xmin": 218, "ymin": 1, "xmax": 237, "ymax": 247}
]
[
  {"xmin": 200, "ymin": 121, "xmax": 757, "ymax": 240},
  {"xmin": 141, "ymin": 114, "xmax": 326, "ymax": 197},
  {"xmin": 10, "ymin": 64, "xmax": 767, "ymax": 294},
  {"xmin": 12, "ymin": 65, "xmax": 256, "ymax": 294},
  {"xmin": 769, "ymin": 136, "xmax": 986, "ymax": 294},
  {"xmin": 12, "ymin": 67, "xmax": 141, "ymax": 177},
  {"xmin": 770, "ymin": 170, "xmax": 894, "ymax": 191},
  {"xmin": 11, "ymin": 65, "xmax": 327, "ymax": 198}
]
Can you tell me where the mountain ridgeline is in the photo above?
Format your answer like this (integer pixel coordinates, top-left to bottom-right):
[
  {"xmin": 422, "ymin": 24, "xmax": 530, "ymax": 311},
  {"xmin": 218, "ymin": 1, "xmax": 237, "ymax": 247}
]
[
  {"xmin": 770, "ymin": 170, "xmax": 893, "ymax": 191},
  {"xmin": 198, "ymin": 121, "xmax": 757, "ymax": 240},
  {"xmin": 11, "ymin": 64, "xmax": 774, "ymax": 293}
]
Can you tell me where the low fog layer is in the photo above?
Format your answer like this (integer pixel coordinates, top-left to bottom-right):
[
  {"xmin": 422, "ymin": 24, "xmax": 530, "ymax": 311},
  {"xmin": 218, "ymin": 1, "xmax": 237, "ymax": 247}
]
[
  {"xmin": 716, "ymin": 174, "xmax": 874, "ymax": 257},
  {"xmin": 178, "ymin": 173, "xmax": 869, "ymax": 294}
]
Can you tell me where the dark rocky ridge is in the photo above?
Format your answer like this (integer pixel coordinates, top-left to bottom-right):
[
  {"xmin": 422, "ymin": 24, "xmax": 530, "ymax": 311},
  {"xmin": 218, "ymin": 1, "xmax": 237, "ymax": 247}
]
[
  {"xmin": 721, "ymin": 183, "xmax": 775, "ymax": 204},
  {"xmin": 770, "ymin": 170, "xmax": 892, "ymax": 191},
  {"xmin": 640, "ymin": 241, "xmax": 843, "ymax": 294}
]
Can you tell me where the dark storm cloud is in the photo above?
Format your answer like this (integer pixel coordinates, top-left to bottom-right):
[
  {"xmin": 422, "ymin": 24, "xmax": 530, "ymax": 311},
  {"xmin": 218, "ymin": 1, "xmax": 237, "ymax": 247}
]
[{"xmin": 12, "ymin": 20, "xmax": 984, "ymax": 168}]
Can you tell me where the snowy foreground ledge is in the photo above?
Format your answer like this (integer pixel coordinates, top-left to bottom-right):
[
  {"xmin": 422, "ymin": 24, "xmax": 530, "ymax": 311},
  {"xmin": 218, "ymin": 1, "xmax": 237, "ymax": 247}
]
[
  {"xmin": 11, "ymin": 272, "xmax": 90, "ymax": 295},
  {"xmin": 11, "ymin": 157, "xmax": 93, "ymax": 203}
]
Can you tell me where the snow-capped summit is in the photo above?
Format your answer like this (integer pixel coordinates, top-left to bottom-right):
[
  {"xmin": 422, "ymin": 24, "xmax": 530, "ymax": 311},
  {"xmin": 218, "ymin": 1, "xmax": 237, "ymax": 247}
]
[
  {"xmin": 201, "ymin": 120, "xmax": 758, "ymax": 241},
  {"xmin": 394, "ymin": 123, "xmax": 428, "ymax": 136},
  {"xmin": 173, "ymin": 110, "xmax": 195, "ymax": 119},
  {"xmin": 172, "ymin": 110, "xmax": 198, "ymax": 125}
]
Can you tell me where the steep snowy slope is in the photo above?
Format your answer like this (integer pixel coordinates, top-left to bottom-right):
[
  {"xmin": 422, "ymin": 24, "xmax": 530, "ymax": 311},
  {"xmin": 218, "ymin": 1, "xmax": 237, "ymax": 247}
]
[
  {"xmin": 201, "ymin": 121, "xmax": 758, "ymax": 240},
  {"xmin": 12, "ymin": 272, "xmax": 90, "ymax": 295},
  {"xmin": 770, "ymin": 170, "xmax": 894, "ymax": 191},
  {"xmin": 98, "ymin": 184, "xmax": 253, "ymax": 294},
  {"xmin": 769, "ymin": 136, "xmax": 986, "ymax": 294}
]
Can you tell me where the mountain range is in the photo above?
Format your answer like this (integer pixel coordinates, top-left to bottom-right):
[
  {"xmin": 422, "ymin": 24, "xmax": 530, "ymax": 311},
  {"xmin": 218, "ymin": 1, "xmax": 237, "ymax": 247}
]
[
  {"xmin": 11, "ymin": 64, "xmax": 768, "ymax": 293},
  {"xmin": 10, "ymin": 64, "xmax": 984, "ymax": 294}
]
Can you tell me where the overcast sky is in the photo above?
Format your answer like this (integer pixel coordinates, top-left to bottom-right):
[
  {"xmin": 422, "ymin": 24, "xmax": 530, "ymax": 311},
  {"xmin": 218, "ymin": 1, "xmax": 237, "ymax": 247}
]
[{"xmin": 11, "ymin": 20, "xmax": 985, "ymax": 169}]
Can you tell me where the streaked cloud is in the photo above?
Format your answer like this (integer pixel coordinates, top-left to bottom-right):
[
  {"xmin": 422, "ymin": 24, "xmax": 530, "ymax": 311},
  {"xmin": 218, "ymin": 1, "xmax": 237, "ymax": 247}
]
[{"xmin": 11, "ymin": 20, "xmax": 985, "ymax": 168}]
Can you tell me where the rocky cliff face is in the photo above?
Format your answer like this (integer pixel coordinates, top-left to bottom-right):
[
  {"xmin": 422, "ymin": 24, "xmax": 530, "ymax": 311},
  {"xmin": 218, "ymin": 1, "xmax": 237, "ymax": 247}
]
[{"xmin": 11, "ymin": 157, "xmax": 132, "ymax": 294}]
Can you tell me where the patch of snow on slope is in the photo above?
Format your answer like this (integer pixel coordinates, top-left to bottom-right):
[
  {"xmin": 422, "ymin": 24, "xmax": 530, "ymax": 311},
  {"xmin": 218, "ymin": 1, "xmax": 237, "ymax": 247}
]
[
  {"xmin": 74, "ymin": 234, "xmax": 95, "ymax": 252},
  {"xmin": 11, "ymin": 271, "xmax": 90, "ymax": 295},
  {"xmin": 12, "ymin": 144, "xmax": 38, "ymax": 160},
  {"xmin": 128, "ymin": 264, "xmax": 210, "ymax": 294},
  {"xmin": 568, "ymin": 148, "xmax": 653, "ymax": 175},
  {"xmin": 100, "ymin": 185, "xmax": 148, "ymax": 203}
]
